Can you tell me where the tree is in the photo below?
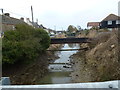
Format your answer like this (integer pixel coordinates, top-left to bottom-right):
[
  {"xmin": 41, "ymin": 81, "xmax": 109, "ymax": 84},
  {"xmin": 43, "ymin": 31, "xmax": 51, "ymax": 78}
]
[
  {"xmin": 77, "ymin": 25, "xmax": 81, "ymax": 31},
  {"xmin": 67, "ymin": 25, "xmax": 78, "ymax": 33}
]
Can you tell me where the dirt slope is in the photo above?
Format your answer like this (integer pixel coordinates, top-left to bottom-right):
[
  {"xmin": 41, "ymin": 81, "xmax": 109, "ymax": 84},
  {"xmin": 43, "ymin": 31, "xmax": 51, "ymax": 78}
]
[{"xmin": 71, "ymin": 30, "xmax": 120, "ymax": 82}]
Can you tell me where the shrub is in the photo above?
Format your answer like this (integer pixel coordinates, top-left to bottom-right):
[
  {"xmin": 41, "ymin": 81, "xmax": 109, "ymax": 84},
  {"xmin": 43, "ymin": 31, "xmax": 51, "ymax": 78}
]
[{"xmin": 2, "ymin": 24, "xmax": 50, "ymax": 64}]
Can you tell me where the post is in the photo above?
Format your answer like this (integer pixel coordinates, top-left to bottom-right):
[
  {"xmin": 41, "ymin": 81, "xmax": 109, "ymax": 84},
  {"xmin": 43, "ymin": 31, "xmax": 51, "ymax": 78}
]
[
  {"xmin": 0, "ymin": 77, "xmax": 11, "ymax": 85},
  {"xmin": 1, "ymin": 9, "xmax": 3, "ymax": 14},
  {"xmin": 31, "ymin": 6, "xmax": 34, "ymax": 22}
]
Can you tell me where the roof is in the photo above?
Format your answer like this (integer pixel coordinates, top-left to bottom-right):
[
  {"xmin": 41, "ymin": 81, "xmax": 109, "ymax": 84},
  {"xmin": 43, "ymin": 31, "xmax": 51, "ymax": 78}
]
[
  {"xmin": 87, "ymin": 22, "xmax": 100, "ymax": 27},
  {"xmin": 47, "ymin": 29, "xmax": 56, "ymax": 33},
  {"xmin": 102, "ymin": 14, "xmax": 120, "ymax": 21},
  {"xmin": 56, "ymin": 31, "xmax": 65, "ymax": 33},
  {"xmin": 2, "ymin": 15, "xmax": 25, "ymax": 25}
]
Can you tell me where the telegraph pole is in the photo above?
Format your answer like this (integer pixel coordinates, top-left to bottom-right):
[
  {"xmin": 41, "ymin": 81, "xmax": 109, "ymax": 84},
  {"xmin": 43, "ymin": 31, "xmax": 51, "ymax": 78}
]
[
  {"xmin": 0, "ymin": 8, "xmax": 3, "ymax": 14},
  {"xmin": 54, "ymin": 25, "xmax": 56, "ymax": 31},
  {"xmin": 1, "ymin": 9, "xmax": 3, "ymax": 14},
  {"xmin": 31, "ymin": 6, "xmax": 34, "ymax": 22}
]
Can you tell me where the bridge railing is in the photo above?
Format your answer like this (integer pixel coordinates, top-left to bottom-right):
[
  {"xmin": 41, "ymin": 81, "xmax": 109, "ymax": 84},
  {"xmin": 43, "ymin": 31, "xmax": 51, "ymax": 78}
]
[{"xmin": 0, "ymin": 77, "xmax": 119, "ymax": 89}]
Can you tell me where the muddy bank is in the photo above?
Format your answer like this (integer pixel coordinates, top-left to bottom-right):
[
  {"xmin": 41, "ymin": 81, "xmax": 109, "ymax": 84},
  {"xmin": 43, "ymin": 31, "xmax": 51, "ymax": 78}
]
[
  {"xmin": 70, "ymin": 29, "xmax": 120, "ymax": 82},
  {"xmin": 70, "ymin": 51, "xmax": 95, "ymax": 83},
  {"xmin": 2, "ymin": 44, "xmax": 62, "ymax": 85}
]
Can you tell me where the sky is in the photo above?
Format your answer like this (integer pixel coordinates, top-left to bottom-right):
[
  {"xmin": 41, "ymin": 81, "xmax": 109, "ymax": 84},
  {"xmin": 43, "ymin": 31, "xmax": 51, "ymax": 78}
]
[{"xmin": 0, "ymin": 0, "xmax": 119, "ymax": 30}]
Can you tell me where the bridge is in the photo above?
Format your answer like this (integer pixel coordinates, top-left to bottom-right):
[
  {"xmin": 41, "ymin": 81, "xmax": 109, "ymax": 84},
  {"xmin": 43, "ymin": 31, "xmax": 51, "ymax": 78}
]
[
  {"xmin": 50, "ymin": 38, "xmax": 91, "ymax": 44},
  {"xmin": 47, "ymin": 47, "xmax": 88, "ymax": 51}
]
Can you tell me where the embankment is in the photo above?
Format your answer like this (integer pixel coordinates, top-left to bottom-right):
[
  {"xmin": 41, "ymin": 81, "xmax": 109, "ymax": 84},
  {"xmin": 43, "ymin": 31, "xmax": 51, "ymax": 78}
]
[
  {"xmin": 2, "ymin": 24, "xmax": 63, "ymax": 85},
  {"xmin": 3, "ymin": 44, "xmax": 62, "ymax": 85},
  {"xmin": 70, "ymin": 29, "xmax": 120, "ymax": 82}
]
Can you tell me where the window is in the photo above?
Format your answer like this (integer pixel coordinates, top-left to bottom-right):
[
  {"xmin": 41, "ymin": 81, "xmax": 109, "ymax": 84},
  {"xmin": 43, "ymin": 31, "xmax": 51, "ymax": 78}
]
[
  {"xmin": 12, "ymin": 26, "xmax": 15, "ymax": 30},
  {"xmin": 116, "ymin": 20, "xmax": 120, "ymax": 24},
  {"xmin": 108, "ymin": 21, "xmax": 112, "ymax": 25}
]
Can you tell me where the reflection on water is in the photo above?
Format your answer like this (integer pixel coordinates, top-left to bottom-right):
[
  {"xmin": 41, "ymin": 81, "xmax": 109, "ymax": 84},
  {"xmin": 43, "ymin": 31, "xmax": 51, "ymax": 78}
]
[
  {"xmin": 39, "ymin": 72, "xmax": 71, "ymax": 84},
  {"xmin": 38, "ymin": 44, "xmax": 80, "ymax": 84},
  {"xmin": 54, "ymin": 44, "xmax": 79, "ymax": 63}
]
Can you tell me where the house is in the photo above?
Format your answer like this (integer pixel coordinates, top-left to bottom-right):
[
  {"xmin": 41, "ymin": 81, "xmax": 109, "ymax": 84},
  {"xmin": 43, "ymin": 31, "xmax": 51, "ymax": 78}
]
[
  {"xmin": 1, "ymin": 13, "xmax": 26, "ymax": 32},
  {"xmin": 100, "ymin": 14, "xmax": 120, "ymax": 29},
  {"xmin": 43, "ymin": 28, "xmax": 56, "ymax": 37},
  {"xmin": 26, "ymin": 18, "xmax": 33, "ymax": 26},
  {"xmin": 87, "ymin": 22, "xmax": 100, "ymax": 29},
  {"xmin": 26, "ymin": 18, "xmax": 46, "ymax": 29},
  {"xmin": 56, "ymin": 31, "xmax": 65, "ymax": 34},
  {"xmin": 48, "ymin": 29, "xmax": 56, "ymax": 35},
  {"xmin": 0, "ymin": 13, "xmax": 26, "ymax": 38}
]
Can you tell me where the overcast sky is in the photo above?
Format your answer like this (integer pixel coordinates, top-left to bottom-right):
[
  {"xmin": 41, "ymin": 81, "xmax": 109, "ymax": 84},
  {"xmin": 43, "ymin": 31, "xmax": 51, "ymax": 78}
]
[{"xmin": 0, "ymin": 0, "xmax": 119, "ymax": 30}]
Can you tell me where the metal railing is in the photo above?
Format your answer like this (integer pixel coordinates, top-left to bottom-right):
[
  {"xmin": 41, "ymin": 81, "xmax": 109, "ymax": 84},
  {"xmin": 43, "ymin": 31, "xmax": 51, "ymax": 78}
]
[{"xmin": 0, "ymin": 77, "xmax": 119, "ymax": 89}]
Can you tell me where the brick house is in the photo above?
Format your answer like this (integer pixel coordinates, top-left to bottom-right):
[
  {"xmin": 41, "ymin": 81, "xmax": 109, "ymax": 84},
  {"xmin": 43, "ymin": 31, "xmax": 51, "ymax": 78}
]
[
  {"xmin": 1, "ymin": 13, "xmax": 26, "ymax": 32},
  {"xmin": 87, "ymin": 22, "xmax": 100, "ymax": 29}
]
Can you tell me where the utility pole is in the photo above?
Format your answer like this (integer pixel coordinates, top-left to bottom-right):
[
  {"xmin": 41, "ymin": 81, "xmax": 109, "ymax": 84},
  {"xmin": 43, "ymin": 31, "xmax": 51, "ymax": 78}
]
[
  {"xmin": 1, "ymin": 9, "xmax": 3, "ymax": 14},
  {"xmin": 54, "ymin": 25, "xmax": 56, "ymax": 31},
  {"xmin": 0, "ymin": 8, "xmax": 3, "ymax": 14},
  {"xmin": 54, "ymin": 25, "xmax": 56, "ymax": 34},
  {"xmin": 62, "ymin": 27, "xmax": 63, "ymax": 31},
  {"xmin": 36, "ymin": 19, "xmax": 38, "ymax": 24},
  {"xmin": 31, "ymin": 6, "xmax": 34, "ymax": 22}
]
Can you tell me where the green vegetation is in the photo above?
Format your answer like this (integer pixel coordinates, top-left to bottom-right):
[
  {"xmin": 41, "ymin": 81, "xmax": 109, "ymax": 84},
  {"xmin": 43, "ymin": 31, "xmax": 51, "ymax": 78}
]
[
  {"xmin": 67, "ymin": 25, "xmax": 78, "ymax": 33},
  {"xmin": 66, "ymin": 25, "xmax": 78, "ymax": 36},
  {"xmin": 83, "ymin": 29, "xmax": 90, "ymax": 35},
  {"xmin": 2, "ymin": 24, "xmax": 50, "ymax": 64}
]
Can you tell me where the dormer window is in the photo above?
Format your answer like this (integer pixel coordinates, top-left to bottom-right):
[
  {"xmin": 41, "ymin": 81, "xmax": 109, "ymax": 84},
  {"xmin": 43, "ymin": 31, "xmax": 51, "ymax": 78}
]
[{"xmin": 108, "ymin": 21, "xmax": 112, "ymax": 25}]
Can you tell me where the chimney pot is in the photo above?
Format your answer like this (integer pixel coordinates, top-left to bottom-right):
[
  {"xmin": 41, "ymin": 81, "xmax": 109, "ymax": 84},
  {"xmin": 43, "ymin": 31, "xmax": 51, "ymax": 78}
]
[
  {"xmin": 4, "ymin": 13, "xmax": 10, "ymax": 17},
  {"xmin": 20, "ymin": 17, "xmax": 24, "ymax": 21}
]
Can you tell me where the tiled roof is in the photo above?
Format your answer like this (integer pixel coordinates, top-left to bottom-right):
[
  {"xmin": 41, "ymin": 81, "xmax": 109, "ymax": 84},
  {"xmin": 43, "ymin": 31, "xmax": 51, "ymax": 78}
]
[
  {"xmin": 102, "ymin": 14, "xmax": 120, "ymax": 21},
  {"xmin": 1, "ymin": 15, "xmax": 25, "ymax": 25},
  {"xmin": 87, "ymin": 22, "xmax": 100, "ymax": 27}
]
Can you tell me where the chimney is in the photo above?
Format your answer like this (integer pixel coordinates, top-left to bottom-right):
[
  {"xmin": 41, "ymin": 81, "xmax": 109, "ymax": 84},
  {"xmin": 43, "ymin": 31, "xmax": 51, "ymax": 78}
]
[
  {"xmin": 26, "ymin": 18, "xmax": 30, "ymax": 22},
  {"xmin": 20, "ymin": 17, "xmax": 24, "ymax": 21},
  {"xmin": 26, "ymin": 18, "xmax": 30, "ymax": 21},
  {"xmin": 4, "ymin": 13, "xmax": 10, "ymax": 17},
  {"xmin": 26, "ymin": 18, "xmax": 31, "ymax": 24}
]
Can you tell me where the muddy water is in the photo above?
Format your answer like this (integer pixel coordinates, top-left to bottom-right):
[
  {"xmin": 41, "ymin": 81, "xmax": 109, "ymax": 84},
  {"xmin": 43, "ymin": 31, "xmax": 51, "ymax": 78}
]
[{"xmin": 39, "ymin": 44, "xmax": 80, "ymax": 84}]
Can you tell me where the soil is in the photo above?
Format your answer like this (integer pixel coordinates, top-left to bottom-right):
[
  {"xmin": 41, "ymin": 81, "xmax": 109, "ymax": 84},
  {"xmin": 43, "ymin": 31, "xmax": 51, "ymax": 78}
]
[{"xmin": 70, "ymin": 29, "xmax": 120, "ymax": 82}]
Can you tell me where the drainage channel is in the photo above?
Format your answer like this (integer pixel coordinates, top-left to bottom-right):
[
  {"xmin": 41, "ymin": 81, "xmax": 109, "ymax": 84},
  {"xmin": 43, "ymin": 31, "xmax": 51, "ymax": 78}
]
[{"xmin": 38, "ymin": 44, "xmax": 80, "ymax": 84}]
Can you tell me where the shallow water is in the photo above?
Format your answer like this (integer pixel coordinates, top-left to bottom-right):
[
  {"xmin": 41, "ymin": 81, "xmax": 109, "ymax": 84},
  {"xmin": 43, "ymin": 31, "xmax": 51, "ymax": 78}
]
[{"xmin": 39, "ymin": 44, "xmax": 80, "ymax": 84}]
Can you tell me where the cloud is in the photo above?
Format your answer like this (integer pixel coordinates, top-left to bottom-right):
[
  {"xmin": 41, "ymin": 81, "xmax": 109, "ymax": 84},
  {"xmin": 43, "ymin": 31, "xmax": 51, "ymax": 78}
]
[{"xmin": 0, "ymin": 0, "xmax": 119, "ymax": 30}]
